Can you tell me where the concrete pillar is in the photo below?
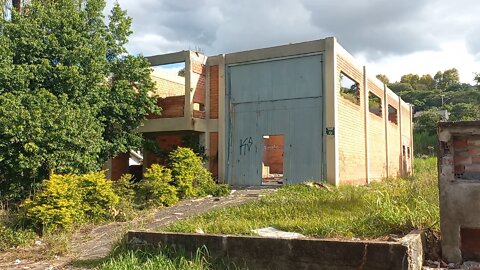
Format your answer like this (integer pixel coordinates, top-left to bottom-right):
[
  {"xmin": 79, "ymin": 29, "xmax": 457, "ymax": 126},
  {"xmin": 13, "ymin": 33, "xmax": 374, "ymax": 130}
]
[
  {"xmin": 218, "ymin": 54, "xmax": 227, "ymax": 183},
  {"xmin": 363, "ymin": 66, "xmax": 370, "ymax": 183},
  {"xmin": 384, "ymin": 84, "xmax": 390, "ymax": 177},
  {"xmin": 324, "ymin": 37, "xmax": 339, "ymax": 186}
]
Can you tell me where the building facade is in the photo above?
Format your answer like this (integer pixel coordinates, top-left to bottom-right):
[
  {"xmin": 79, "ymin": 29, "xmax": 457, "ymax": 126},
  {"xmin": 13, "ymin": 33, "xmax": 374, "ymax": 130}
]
[{"xmin": 107, "ymin": 37, "xmax": 413, "ymax": 186}]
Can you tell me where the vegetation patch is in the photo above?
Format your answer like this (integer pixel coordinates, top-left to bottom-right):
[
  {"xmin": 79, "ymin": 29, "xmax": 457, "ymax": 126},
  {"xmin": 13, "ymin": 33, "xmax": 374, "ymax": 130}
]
[
  {"xmin": 164, "ymin": 157, "xmax": 439, "ymax": 239},
  {"xmin": 73, "ymin": 244, "xmax": 242, "ymax": 270}
]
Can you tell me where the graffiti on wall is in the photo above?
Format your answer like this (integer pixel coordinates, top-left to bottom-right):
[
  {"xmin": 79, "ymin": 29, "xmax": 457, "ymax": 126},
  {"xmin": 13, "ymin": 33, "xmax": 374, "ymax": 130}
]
[{"xmin": 240, "ymin": 137, "xmax": 253, "ymax": 155}]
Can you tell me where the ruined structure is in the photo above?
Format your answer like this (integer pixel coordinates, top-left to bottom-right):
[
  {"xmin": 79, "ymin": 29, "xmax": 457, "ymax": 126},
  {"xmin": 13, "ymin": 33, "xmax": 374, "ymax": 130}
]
[
  {"xmin": 106, "ymin": 37, "xmax": 413, "ymax": 186},
  {"xmin": 438, "ymin": 121, "xmax": 480, "ymax": 263}
]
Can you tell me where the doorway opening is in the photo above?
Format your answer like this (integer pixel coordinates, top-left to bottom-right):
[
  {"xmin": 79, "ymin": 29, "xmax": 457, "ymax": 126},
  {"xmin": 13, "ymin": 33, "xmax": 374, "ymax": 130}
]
[{"xmin": 262, "ymin": 135, "xmax": 284, "ymax": 185}]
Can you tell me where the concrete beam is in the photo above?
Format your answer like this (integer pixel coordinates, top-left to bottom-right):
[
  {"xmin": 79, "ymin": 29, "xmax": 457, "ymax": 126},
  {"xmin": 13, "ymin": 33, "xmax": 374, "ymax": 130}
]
[{"xmin": 146, "ymin": 51, "xmax": 188, "ymax": 66}]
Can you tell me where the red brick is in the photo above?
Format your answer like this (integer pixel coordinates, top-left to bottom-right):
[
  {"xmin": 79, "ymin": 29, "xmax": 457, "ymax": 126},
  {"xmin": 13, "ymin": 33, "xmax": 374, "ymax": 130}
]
[
  {"xmin": 209, "ymin": 65, "xmax": 219, "ymax": 119},
  {"xmin": 453, "ymin": 138, "xmax": 468, "ymax": 148},
  {"xmin": 455, "ymin": 156, "xmax": 472, "ymax": 165},
  {"xmin": 461, "ymin": 228, "xmax": 480, "ymax": 261}
]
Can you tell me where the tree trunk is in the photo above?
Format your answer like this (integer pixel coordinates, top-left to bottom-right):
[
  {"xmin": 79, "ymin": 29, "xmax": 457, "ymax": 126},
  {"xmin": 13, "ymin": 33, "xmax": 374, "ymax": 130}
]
[{"xmin": 12, "ymin": 0, "xmax": 20, "ymax": 13}]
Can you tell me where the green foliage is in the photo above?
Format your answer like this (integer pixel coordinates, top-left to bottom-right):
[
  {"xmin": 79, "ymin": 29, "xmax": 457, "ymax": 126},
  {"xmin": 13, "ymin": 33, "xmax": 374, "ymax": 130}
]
[
  {"xmin": 375, "ymin": 74, "xmax": 389, "ymax": 84},
  {"xmin": 414, "ymin": 109, "xmax": 441, "ymax": 136},
  {"xmin": 78, "ymin": 171, "xmax": 119, "ymax": 222},
  {"xmin": 447, "ymin": 103, "xmax": 480, "ymax": 121},
  {"xmin": 138, "ymin": 165, "xmax": 178, "ymax": 207},
  {"xmin": 22, "ymin": 173, "xmax": 84, "ymax": 232},
  {"xmin": 0, "ymin": 0, "xmax": 158, "ymax": 203},
  {"xmin": 0, "ymin": 225, "xmax": 35, "ymax": 251},
  {"xmin": 112, "ymin": 174, "xmax": 137, "ymax": 221},
  {"xmin": 169, "ymin": 147, "xmax": 229, "ymax": 198},
  {"xmin": 413, "ymin": 131, "xmax": 437, "ymax": 156},
  {"xmin": 165, "ymin": 157, "xmax": 439, "ymax": 238},
  {"xmin": 22, "ymin": 172, "xmax": 119, "ymax": 232},
  {"xmin": 87, "ymin": 245, "xmax": 242, "ymax": 270},
  {"xmin": 0, "ymin": 90, "xmax": 103, "ymax": 203}
]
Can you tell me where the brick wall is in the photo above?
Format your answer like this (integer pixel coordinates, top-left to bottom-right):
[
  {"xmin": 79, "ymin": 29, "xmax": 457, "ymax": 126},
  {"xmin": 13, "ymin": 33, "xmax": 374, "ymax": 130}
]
[
  {"xmin": 148, "ymin": 96, "xmax": 185, "ymax": 119},
  {"xmin": 143, "ymin": 131, "xmax": 187, "ymax": 168},
  {"xmin": 111, "ymin": 153, "xmax": 129, "ymax": 181},
  {"xmin": 262, "ymin": 135, "xmax": 284, "ymax": 174},
  {"xmin": 336, "ymin": 54, "xmax": 411, "ymax": 184},
  {"xmin": 209, "ymin": 65, "xmax": 219, "ymax": 119},
  {"xmin": 368, "ymin": 80, "xmax": 387, "ymax": 180},
  {"xmin": 192, "ymin": 61, "xmax": 207, "ymax": 119},
  {"xmin": 209, "ymin": 132, "xmax": 219, "ymax": 178},
  {"xmin": 453, "ymin": 135, "xmax": 480, "ymax": 179},
  {"xmin": 337, "ymin": 55, "xmax": 367, "ymax": 184},
  {"xmin": 151, "ymin": 75, "xmax": 185, "ymax": 98}
]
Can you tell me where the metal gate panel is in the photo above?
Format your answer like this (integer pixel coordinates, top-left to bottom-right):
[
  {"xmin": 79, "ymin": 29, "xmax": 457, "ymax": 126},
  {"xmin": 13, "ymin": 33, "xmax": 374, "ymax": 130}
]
[
  {"xmin": 229, "ymin": 55, "xmax": 323, "ymax": 104},
  {"xmin": 227, "ymin": 54, "xmax": 324, "ymax": 185}
]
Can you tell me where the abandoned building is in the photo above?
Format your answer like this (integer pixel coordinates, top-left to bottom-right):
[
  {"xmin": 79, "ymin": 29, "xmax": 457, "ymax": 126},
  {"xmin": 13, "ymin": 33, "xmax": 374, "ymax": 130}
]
[
  {"xmin": 438, "ymin": 121, "xmax": 480, "ymax": 263},
  {"xmin": 105, "ymin": 37, "xmax": 414, "ymax": 186}
]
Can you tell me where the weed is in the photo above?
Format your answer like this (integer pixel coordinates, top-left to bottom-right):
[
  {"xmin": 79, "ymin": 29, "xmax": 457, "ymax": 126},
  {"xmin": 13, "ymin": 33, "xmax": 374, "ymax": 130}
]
[{"xmin": 164, "ymin": 157, "xmax": 439, "ymax": 238}]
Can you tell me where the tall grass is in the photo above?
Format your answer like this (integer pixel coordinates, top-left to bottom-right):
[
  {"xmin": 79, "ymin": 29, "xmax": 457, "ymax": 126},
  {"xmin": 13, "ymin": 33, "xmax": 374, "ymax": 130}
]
[
  {"xmin": 164, "ymin": 157, "xmax": 439, "ymax": 238},
  {"xmin": 80, "ymin": 245, "xmax": 243, "ymax": 270}
]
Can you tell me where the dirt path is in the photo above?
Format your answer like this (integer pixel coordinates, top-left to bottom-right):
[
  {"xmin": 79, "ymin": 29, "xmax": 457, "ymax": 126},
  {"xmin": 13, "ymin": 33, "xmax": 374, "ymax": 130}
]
[{"xmin": 0, "ymin": 187, "xmax": 275, "ymax": 270}]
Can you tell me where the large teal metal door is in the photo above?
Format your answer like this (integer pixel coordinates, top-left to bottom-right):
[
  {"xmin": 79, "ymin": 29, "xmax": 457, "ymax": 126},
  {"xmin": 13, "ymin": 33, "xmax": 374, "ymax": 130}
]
[{"xmin": 226, "ymin": 54, "xmax": 324, "ymax": 185}]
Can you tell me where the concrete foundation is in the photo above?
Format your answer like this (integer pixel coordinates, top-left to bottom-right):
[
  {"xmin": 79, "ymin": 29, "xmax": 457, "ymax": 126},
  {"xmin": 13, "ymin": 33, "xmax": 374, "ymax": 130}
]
[{"xmin": 125, "ymin": 231, "xmax": 424, "ymax": 270}]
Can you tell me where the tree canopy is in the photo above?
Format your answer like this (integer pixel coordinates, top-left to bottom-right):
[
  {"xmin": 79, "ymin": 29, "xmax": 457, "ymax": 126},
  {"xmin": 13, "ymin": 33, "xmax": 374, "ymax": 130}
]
[{"xmin": 0, "ymin": 0, "xmax": 158, "ymax": 201}]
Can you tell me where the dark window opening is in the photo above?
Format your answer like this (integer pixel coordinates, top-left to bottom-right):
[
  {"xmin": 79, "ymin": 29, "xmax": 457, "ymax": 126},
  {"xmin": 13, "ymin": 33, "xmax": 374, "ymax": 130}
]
[
  {"xmin": 388, "ymin": 105, "xmax": 398, "ymax": 124},
  {"xmin": 339, "ymin": 72, "xmax": 360, "ymax": 105},
  {"xmin": 368, "ymin": 92, "xmax": 382, "ymax": 117},
  {"xmin": 262, "ymin": 135, "xmax": 284, "ymax": 185}
]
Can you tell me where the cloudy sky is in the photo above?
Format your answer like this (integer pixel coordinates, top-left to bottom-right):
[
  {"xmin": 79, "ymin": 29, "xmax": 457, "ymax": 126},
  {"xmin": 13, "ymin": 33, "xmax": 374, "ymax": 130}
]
[{"xmin": 105, "ymin": 0, "xmax": 480, "ymax": 83}]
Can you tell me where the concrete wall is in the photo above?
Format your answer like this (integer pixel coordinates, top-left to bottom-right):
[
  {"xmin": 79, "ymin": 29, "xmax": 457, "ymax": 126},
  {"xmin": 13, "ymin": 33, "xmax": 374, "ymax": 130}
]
[
  {"xmin": 438, "ymin": 121, "xmax": 480, "ymax": 263},
  {"xmin": 126, "ymin": 231, "xmax": 424, "ymax": 270}
]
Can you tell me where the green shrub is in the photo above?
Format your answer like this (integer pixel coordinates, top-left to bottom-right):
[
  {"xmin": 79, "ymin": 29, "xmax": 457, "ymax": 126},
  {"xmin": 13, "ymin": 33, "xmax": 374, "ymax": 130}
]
[
  {"xmin": 22, "ymin": 173, "xmax": 85, "ymax": 232},
  {"xmin": 169, "ymin": 147, "xmax": 229, "ymax": 198},
  {"xmin": 112, "ymin": 174, "xmax": 137, "ymax": 221},
  {"xmin": 22, "ymin": 172, "xmax": 119, "ymax": 232},
  {"xmin": 138, "ymin": 165, "xmax": 178, "ymax": 207},
  {"xmin": 79, "ymin": 172, "xmax": 119, "ymax": 222},
  {"xmin": 0, "ymin": 225, "xmax": 35, "ymax": 251}
]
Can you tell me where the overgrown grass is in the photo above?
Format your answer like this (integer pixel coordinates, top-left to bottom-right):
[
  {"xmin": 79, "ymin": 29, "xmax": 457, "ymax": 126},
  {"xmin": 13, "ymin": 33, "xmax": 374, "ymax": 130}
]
[
  {"xmin": 164, "ymin": 157, "xmax": 439, "ymax": 239},
  {"xmin": 73, "ymin": 244, "xmax": 243, "ymax": 270}
]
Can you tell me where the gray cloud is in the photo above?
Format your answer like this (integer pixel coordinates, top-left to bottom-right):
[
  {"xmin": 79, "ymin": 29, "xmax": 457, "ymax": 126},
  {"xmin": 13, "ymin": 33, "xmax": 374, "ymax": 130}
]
[{"xmin": 107, "ymin": 0, "xmax": 480, "ymax": 59}]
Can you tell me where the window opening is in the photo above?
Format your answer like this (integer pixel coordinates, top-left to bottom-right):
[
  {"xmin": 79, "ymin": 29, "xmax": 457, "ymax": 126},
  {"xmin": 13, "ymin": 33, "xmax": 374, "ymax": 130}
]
[
  {"xmin": 339, "ymin": 72, "xmax": 360, "ymax": 105},
  {"xmin": 368, "ymin": 92, "xmax": 382, "ymax": 117},
  {"xmin": 388, "ymin": 105, "xmax": 398, "ymax": 124}
]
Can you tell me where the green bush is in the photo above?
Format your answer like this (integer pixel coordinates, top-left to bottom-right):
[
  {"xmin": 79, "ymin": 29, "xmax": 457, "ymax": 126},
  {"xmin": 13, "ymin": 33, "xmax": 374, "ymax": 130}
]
[
  {"xmin": 112, "ymin": 174, "xmax": 137, "ymax": 221},
  {"xmin": 22, "ymin": 173, "xmax": 85, "ymax": 232},
  {"xmin": 79, "ymin": 172, "xmax": 119, "ymax": 222},
  {"xmin": 0, "ymin": 225, "xmax": 35, "ymax": 251},
  {"xmin": 138, "ymin": 165, "xmax": 178, "ymax": 207},
  {"xmin": 22, "ymin": 172, "xmax": 119, "ymax": 232},
  {"xmin": 169, "ymin": 147, "xmax": 229, "ymax": 198}
]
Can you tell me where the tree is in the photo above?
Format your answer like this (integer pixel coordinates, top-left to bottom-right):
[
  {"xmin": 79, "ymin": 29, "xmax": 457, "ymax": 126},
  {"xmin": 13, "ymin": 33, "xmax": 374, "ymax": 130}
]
[
  {"xmin": 448, "ymin": 103, "xmax": 480, "ymax": 121},
  {"xmin": 434, "ymin": 68, "xmax": 460, "ymax": 90},
  {"xmin": 400, "ymin": 73, "xmax": 420, "ymax": 87},
  {"xmin": 414, "ymin": 109, "xmax": 441, "ymax": 136},
  {"xmin": 474, "ymin": 72, "xmax": 480, "ymax": 90},
  {"xmin": 376, "ymin": 74, "xmax": 389, "ymax": 85},
  {"xmin": 388, "ymin": 82, "xmax": 414, "ymax": 95},
  {"xmin": 0, "ymin": 0, "xmax": 158, "ymax": 201},
  {"xmin": 0, "ymin": 90, "xmax": 103, "ymax": 202}
]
